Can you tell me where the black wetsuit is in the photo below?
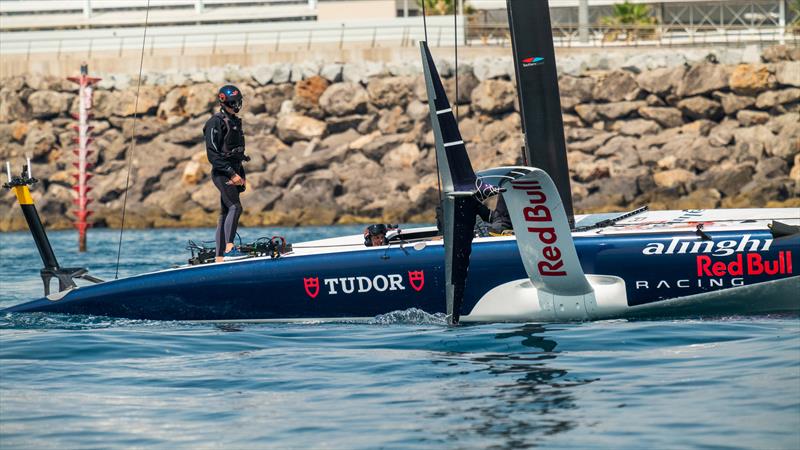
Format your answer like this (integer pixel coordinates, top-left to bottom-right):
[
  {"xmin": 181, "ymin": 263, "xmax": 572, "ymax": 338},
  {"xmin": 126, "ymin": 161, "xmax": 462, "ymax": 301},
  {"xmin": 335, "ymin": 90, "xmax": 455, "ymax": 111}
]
[
  {"xmin": 203, "ymin": 109, "xmax": 247, "ymax": 257},
  {"xmin": 488, "ymin": 195, "xmax": 512, "ymax": 233}
]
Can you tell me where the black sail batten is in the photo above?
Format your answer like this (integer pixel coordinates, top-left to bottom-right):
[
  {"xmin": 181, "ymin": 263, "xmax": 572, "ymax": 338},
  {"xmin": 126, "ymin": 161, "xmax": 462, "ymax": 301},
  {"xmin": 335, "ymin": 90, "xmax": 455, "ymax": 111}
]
[{"xmin": 507, "ymin": 0, "xmax": 574, "ymax": 224}]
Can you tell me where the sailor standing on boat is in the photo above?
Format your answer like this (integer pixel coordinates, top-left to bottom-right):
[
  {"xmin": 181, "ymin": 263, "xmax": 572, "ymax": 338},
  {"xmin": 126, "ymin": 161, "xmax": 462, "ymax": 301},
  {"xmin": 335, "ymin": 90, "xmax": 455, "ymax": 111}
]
[{"xmin": 204, "ymin": 85, "xmax": 250, "ymax": 262}]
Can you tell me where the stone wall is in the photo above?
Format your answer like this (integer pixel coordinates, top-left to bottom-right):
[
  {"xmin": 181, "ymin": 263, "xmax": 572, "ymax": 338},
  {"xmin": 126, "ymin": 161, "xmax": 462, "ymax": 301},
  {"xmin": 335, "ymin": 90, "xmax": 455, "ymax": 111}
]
[{"xmin": 1, "ymin": 45, "xmax": 798, "ymax": 231}]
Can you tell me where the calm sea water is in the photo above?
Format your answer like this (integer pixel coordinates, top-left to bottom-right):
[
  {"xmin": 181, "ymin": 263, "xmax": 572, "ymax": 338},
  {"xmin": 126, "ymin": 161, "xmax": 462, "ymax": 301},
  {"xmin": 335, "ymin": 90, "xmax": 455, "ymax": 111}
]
[{"xmin": 1, "ymin": 227, "xmax": 799, "ymax": 449}]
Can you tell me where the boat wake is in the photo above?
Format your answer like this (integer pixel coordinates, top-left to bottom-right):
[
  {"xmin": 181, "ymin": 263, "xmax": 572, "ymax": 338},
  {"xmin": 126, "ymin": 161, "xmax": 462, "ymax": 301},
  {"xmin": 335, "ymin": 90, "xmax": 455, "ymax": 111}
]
[
  {"xmin": 0, "ymin": 312, "xmax": 169, "ymax": 331},
  {"xmin": 370, "ymin": 308, "xmax": 448, "ymax": 326}
]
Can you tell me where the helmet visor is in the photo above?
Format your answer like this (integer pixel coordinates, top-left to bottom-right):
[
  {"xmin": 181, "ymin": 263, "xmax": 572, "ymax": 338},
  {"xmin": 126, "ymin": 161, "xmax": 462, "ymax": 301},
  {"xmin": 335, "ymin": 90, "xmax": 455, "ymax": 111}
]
[{"xmin": 225, "ymin": 99, "xmax": 242, "ymax": 112}]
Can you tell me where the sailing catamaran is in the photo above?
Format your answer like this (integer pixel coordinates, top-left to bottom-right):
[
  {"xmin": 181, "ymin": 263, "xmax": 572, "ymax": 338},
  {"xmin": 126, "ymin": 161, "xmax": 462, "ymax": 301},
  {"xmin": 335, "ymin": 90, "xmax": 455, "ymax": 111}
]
[{"xmin": 3, "ymin": 0, "xmax": 798, "ymax": 322}]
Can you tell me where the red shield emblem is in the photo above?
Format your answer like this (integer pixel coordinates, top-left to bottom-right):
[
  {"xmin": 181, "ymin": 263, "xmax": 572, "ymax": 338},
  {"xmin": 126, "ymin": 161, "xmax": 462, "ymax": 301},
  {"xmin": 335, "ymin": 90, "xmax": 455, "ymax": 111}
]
[
  {"xmin": 304, "ymin": 277, "xmax": 320, "ymax": 299},
  {"xmin": 408, "ymin": 270, "xmax": 424, "ymax": 292}
]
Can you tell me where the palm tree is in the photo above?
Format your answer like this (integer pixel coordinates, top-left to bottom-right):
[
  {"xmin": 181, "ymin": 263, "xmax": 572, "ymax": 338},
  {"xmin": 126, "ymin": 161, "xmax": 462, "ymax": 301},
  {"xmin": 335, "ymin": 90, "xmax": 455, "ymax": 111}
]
[
  {"xmin": 601, "ymin": 1, "xmax": 658, "ymax": 42},
  {"xmin": 790, "ymin": 0, "xmax": 800, "ymax": 33},
  {"xmin": 417, "ymin": 0, "xmax": 473, "ymax": 16}
]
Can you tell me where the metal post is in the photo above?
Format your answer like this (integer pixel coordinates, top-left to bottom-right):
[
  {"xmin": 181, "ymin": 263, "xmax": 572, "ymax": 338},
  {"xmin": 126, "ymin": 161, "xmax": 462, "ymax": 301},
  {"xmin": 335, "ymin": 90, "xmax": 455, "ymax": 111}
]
[
  {"xmin": 308, "ymin": 0, "xmax": 317, "ymax": 10},
  {"xmin": 67, "ymin": 64, "xmax": 101, "ymax": 252},
  {"xmin": 578, "ymin": 0, "xmax": 589, "ymax": 44},
  {"xmin": 404, "ymin": 0, "xmax": 409, "ymax": 18},
  {"xmin": 195, "ymin": 0, "xmax": 204, "ymax": 14},
  {"xmin": 779, "ymin": 0, "xmax": 786, "ymax": 44},
  {"xmin": 83, "ymin": 0, "xmax": 92, "ymax": 19}
]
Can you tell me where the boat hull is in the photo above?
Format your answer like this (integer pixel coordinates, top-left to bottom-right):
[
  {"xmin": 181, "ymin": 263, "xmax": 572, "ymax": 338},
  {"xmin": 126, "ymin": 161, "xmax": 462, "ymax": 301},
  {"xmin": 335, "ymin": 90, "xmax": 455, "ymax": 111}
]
[{"xmin": 5, "ymin": 227, "xmax": 798, "ymax": 321}]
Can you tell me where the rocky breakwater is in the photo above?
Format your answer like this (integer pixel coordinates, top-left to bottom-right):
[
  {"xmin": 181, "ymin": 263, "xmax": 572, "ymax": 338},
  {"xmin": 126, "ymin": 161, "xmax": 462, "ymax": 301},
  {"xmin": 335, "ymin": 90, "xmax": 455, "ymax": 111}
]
[{"xmin": 0, "ymin": 45, "xmax": 798, "ymax": 232}]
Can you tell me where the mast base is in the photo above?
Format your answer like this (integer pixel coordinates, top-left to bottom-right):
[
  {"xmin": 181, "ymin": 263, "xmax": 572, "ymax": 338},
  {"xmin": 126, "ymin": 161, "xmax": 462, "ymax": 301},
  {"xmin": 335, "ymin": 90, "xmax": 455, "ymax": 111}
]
[{"xmin": 41, "ymin": 267, "xmax": 103, "ymax": 296}]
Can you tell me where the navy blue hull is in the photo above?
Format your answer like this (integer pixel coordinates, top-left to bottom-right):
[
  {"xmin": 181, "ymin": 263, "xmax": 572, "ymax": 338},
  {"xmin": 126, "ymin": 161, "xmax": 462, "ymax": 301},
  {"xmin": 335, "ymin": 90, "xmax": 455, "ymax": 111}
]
[{"xmin": 6, "ymin": 230, "xmax": 798, "ymax": 320}]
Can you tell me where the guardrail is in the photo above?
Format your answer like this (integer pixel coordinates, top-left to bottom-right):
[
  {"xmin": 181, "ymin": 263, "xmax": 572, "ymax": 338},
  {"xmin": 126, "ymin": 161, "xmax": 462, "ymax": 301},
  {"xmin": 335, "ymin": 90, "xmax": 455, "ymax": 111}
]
[
  {"xmin": 1, "ymin": 21, "xmax": 797, "ymax": 59},
  {"xmin": 466, "ymin": 23, "xmax": 800, "ymax": 48}
]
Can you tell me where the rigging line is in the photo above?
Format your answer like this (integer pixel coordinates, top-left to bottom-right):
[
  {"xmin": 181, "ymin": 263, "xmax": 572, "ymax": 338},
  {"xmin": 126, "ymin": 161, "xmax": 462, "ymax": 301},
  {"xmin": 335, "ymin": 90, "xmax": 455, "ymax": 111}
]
[
  {"xmin": 454, "ymin": 1, "xmax": 458, "ymax": 121},
  {"xmin": 419, "ymin": 2, "xmax": 442, "ymax": 207},
  {"xmin": 114, "ymin": 0, "xmax": 151, "ymax": 280}
]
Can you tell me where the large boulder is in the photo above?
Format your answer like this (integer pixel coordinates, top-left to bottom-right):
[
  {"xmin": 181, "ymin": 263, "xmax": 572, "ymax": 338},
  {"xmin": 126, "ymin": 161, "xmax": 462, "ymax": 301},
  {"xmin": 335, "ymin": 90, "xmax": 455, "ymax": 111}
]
[
  {"xmin": 276, "ymin": 114, "xmax": 327, "ymax": 143},
  {"xmin": 761, "ymin": 45, "xmax": 793, "ymax": 63},
  {"xmin": 444, "ymin": 69, "xmax": 480, "ymax": 105},
  {"xmin": 0, "ymin": 88, "xmax": 29, "ymax": 122},
  {"xmin": 157, "ymin": 86, "xmax": 188, "ymax": 120},
  {"xmin": 636, "ymin": 66, "xmax": 685, "ymax": 96},
  {"xmin": 293, "ymin": 75, "xmax": 330, "ymax": 112},
  {"xmin": 736, "ymin": 110, "xmax": 770, "ymax": 126},
  {"xmin": 472, "ymin": 57, "xmax": 512, "ymax": 81},
  {"xmin": 754, "ymin": 88, "xmax": 800, "ymax": 109},
  {"xmin": 144, "ymin": 188, "xmax": 195, "ymax": 218},
  {"xmin": 250, "ymin": 64, "xmax": 276, "ymax": 85},
  {"xmin": 319, "ymin": 82, "xmax": 369, "ymax": 116},
  {"xmin": 471, "ymin": 80, "xmax": 516, "ymax": 115},
  {"xmin": 257, "ymin": 84, "xmax": 294, "ymax": 115},
  {"xmin": 653, "ymin": 168, "xmax": 694, "ymax": 189},
  {"xmin": 610, "ymin": 119, "xmax": 661, "ymax": 136},
  {"xmin": 695, "ymin": 162, "xmax": 755, "ymax": 197},
  {"xmin": 558, "ymin": 75, "xmax": 595, "ymax": 102},
  {"xmin": 320, "ymin": 63, "xmax": 343, "ymax": 83},
  {"xmin": 359, "ymin": 133, "xmax": 406, "ymax": 161},
  {"xmin": 775, "ymin": 61, "xmax": 800, "ymax": 87},
  {"xmin": 367, "ymin": 76, "xmax": 414, "ymax": 108},
  {"xmin": 638, "ymin": 106, "xmax": 684, "ymax": 128},
  {"xmin": 94, "ymin": 86, "xmax": 163, "ymax": 117},
  {"xmin": 190, "ymin": 182, "xmax": 219, "ymax": 211},
  {"xmin": 677, "ymin": 62, "xmax": 731, "ymax": 97},
  {"xmin": 592, "ymin": 70, "xmax": 640, "ymax": 102},
  {"xmin": 377, "ymin": 106, "xmax": 412, "ymax": 134},
  {"xmin": 27, "ymin": 91, "xmax": 70, "ymax": 119},
  {"xmin": 23, "ymin": 122, "xmax": 56, "ymax": 161},
  {"xmin": 677, "ymin": 96, "xmax": 723, "ymax": 120},
  {"xmin": 733, "ymin": 125, "xmax": 777, "ymax": 159},
  {"xmin": 380, "ymin": 142, "xmax": 421, "ymax": 170},
  {"xmin": 712, "ymin": 91, "xmax": 756, "ymax": 115},
  {"xmin": 184, "ymin": 83, "xmax": 215, "ymax": 116},
  {"xmin": 708, "ymin": 120, "xmax": 740, "ymax": 146},
  {"xmin": 575, "ymin": 100, "xmax": 646, "ymax": 123},
  {"xmin": 729, "ymin": 64, "xmax": 775, "ymax": 95}
]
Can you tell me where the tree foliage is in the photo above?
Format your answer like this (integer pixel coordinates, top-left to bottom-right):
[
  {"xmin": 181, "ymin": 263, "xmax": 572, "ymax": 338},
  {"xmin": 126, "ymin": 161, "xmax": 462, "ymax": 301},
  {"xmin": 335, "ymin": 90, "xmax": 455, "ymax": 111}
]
[
  {"xmin": 601, "ymin": 1, "xmax": 657, "ymax": 26},
  {"xmin": 416, "ymin": 0, "xmax": 472, "ymax": 16},
  {"xmin": 600, "ymin": 1, "xmax": 658, "ymax": 42}
]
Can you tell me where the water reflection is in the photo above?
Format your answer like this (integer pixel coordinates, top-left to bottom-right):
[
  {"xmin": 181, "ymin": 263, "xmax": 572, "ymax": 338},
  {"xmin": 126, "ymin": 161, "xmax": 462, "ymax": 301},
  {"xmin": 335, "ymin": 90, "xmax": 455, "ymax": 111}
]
[{"xmin": 428, "ymin": 324, "xmax": 596, "ymax": 448}]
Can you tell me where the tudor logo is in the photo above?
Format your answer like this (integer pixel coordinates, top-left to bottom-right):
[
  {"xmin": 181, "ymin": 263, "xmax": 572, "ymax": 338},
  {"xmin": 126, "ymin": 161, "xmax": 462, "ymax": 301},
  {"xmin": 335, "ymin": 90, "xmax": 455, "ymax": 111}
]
[
  {"xmin": 408, "ymin": 270, "xmax": 424, "ymax": 292},
  {"xmin": 304, "ymin": 277, "xmax": 320, "ymax": 299},
  {"xmin": 303, "ymin": 271, "xmax": 426, "ymax": 298}
]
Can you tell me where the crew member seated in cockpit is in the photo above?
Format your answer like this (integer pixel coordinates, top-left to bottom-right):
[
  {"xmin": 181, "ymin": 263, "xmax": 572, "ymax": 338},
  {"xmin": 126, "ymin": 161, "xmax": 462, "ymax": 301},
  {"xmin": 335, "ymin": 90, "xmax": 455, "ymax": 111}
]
[{"xmin": 363, "ymin": 224, "xmax": 398, "ymax": 247}]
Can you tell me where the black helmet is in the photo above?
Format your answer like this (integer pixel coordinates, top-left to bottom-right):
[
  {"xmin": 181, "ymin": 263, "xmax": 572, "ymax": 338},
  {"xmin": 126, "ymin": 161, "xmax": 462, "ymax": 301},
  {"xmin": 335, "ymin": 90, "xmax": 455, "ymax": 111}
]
[
  {"xmin": 367, "ymin": 224, "xmax": 388, "ymax": 237},
  {"xmin": 218, "ymin": 85, "xmax": 243, "ymax": 113}
]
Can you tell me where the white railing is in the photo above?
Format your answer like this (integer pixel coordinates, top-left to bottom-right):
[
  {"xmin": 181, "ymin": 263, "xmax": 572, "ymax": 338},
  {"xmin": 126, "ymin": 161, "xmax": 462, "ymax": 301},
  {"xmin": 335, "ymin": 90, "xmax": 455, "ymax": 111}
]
[
  {"xmin": 0, "ymin": 0, "xmax": 310, "ymax": 14},
  {"xmin": 1, "ymin": 20, "xmax": 796, "ymax": 58},
  {"xmin": 0, "ymin": 17, "xmax": 462, "ymax": 56}
]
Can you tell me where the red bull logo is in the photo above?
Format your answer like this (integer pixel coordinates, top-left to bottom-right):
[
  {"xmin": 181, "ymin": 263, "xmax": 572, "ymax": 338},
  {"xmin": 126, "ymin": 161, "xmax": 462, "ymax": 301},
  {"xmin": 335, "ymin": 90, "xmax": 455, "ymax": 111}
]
[
  {"xmin": 511, "ymin": 180, "xmax": 566, "ymax": 277},
  {"xmin": 696, "ymin": 251, "xmax": 793, "ymax": 277}
]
